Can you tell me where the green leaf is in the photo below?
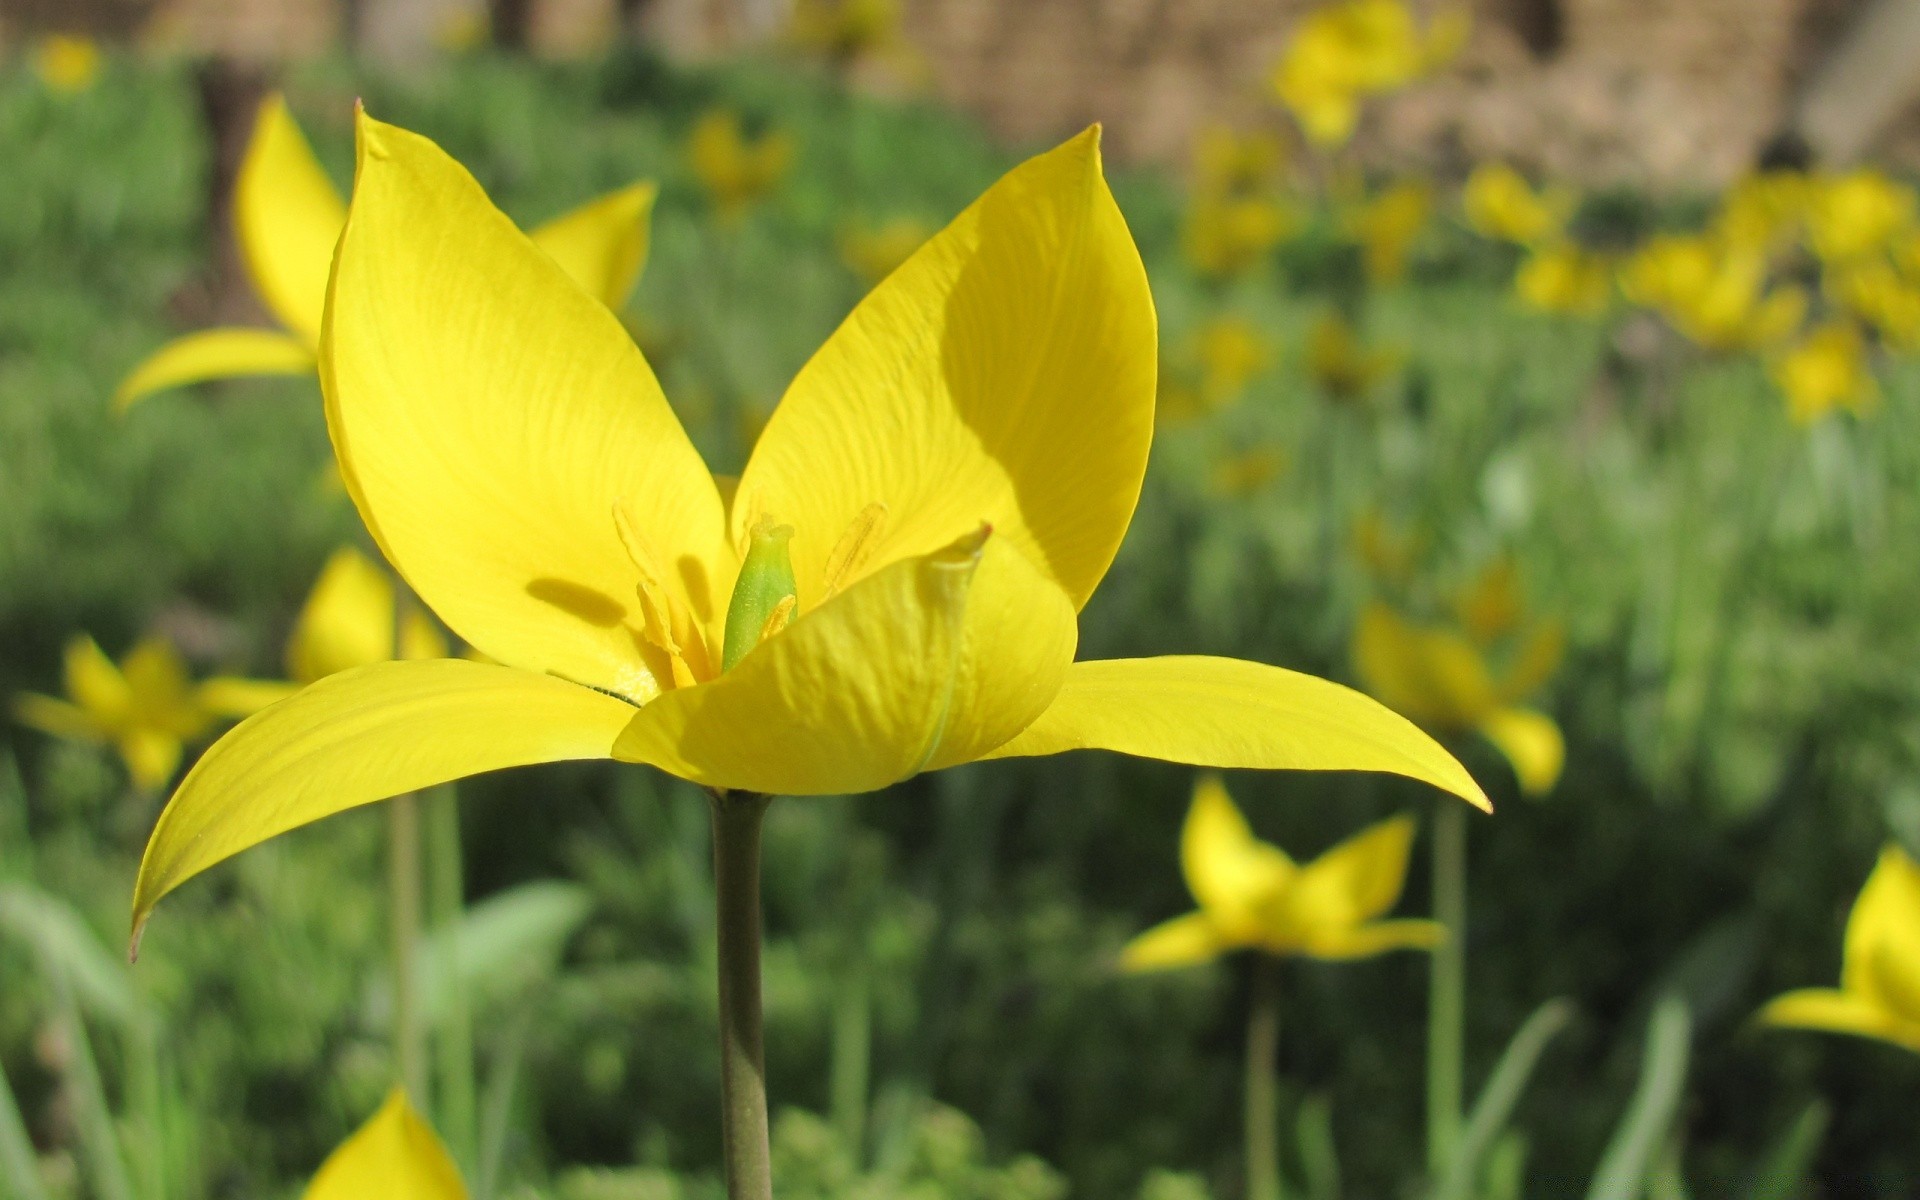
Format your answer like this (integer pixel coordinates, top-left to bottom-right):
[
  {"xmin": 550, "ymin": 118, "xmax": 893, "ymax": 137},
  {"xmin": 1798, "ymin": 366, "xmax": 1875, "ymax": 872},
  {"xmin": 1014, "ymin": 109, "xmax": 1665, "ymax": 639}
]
[
  {"xmin": 1745, "ymin": 1099, "xmax": 1828, "ymax": 1200},
  {"xmin": 1586, "ymin": 995, "xmax": 1692, "ymax": 1200},
  {"xmin": 1434, "ymin": 996, "xmax": 1575, "ymax": 1200}
]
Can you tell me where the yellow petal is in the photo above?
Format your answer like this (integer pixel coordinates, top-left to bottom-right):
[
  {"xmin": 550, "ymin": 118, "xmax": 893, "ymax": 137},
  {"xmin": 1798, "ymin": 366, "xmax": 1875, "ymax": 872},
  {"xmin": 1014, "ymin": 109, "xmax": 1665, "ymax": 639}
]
[
  {"xmin": 528, "ymin": 181, "xmax": 657, "ymax": 310},
  {"xmin": 1181, "ymin": 775, "xmax": 1294, "ymax": 938},
  {"xmin": 322, "ymin": 112, "xmax": 728, "ymax": 703},
  {"xmin": 1281, "ymin": 814, "xmax": 1420, "ymax": 939},
  {"xmin": 1300, "ymin": 917, "xmax": 1445, "ymax": 960},
  {"xmin": 118, "ymin": 731, "xmax": 184, "ymax": 793},
  {"xmin": 1844, "ymin": 845, "xmax": 1920, "ymax": 1024},
  {"xmin": 732, "ymin": 127, "xmax": 1156, "ymax": 611},
  {"xmin": 304, "ymin": 1089, "xmax": 467, "ymax": 1200},
  {"xmin": 284, "ymin": 546, "xmax": 446, "ymax": 683},
  {"xmin": 1478, "ymin": 706, "xmax": 1564, "ymax": 796},
  {"xmin": 120, "ymin": 638, "xmax": 207, "ymax": 739},
  {"xmin": 114, "ymin": 328, "xmax": 314, "ymax": 410},
  {"xmin": 613, "ymin": 532, "xmax": 1075, "ymax": 796},
  {"xmin": 63, "ymin": 635, "xmax": 131, "ymax": 724},
  {"xmin": 196, "ymin": 677, "xmax": 300, "ymax": 717},
  {"xmin": 1759, "ymin": 989, "xmax": 1920, "ymax": 1053},
  {"xmin": 1119, "ymin": 911, "xmax": 1229, "ymax": 973},
  {"xmin": 132, "ymin": 660, "xmax": 636, "ymax": 941},
  {"xmin": 979, "ymin": 656, "xmax": 1490, "ymax": 811},
  {"xmin": 11, "ymin": 694, "xmax": 106, "ymax": 741},
  {"xmin": 1351, "ymin": 603, "xmax": 1500, "ymax": 730},
  {"xmin": 236, "ymin": 94, "xmax": 347, "ymax": 346}
]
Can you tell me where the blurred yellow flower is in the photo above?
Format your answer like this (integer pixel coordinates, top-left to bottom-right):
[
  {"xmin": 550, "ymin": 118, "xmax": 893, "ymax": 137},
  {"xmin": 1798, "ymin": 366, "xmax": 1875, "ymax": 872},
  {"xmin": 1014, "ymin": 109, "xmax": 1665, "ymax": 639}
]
[
  {"xmin": 1194, "ymin": 126, "xmax": 1290, "ymax": 196},
  {"xmin": 12, "ymin": 635, "xmax": 287, "ymax": 791},
  {"xmin": 305, "ymin": 1089, "xmax": 465, "ymax": 1200},
  {"xmin": 1346, "ymin": 179, "xmax": 1431, "ymax": 283},
  {"xmin": 690, "ymin": 109, "xmax": 795, "ymax": 222},
  {"xmin": 1271, "ymin": 0, "xmax": 1466, "ymax": 147},
  {"xmin": 789, "ymin": 0, "xmax": 909, "ymax": 66},
  {"xmin": 1452, "ymin": 557, "xmax": 1521, "ymax": 643},
  {"xmin": 1183, "ymin": 195, "xmax": 1294, "ymax": 279},
  {"xmin": 1209, "ymin": 446, "xmax": 1289, "ymax": 497},
  {"xmin": 131, "ymin": 114, "xmax": 1485, "ymax": 938},
  {"xmin": 1620, "ymin": 235, "xmax": 1803, "ymax": 351},
  {"xmin": 1156, "ymin": 315, "xmax": 1272, "ymax": 426},
  {"xmin": 288, "ymin": 547, "xmax": 451, "ymax": 684},
  {"xmin": 1514, "ymin": 241, "xmax": 1612, "ymax": 316},
  {"xmin": 1805, "ymin": 169, "xmax": 1916, "ymax": 264},
  {"xmin": 117, "ymin": 93, "xmax": 657, "ymax": 409},
  {"xmin": 33, "ymin": 34, "xmax": 102, "ymax": 94},
  {"xmin": 1462, "ymin": 163, "xmax": 1572, "ymax": 246},
  {"xmin": 1771, "ymin": 322, "xmax": 1878, "ymax": 424},
  {"xmin": 1828, "ymin": 259, "xmax": 1920, "ymax": 350},
  {"xmin": 1122, "ymin": 775, "xmax": 1442, "ymax": 970},
  {"xmin": 1714, "ymin": 170, "xmax": 1808, "ymax": 253},
  {"xmin": 837, "ymin": 216, "xmax": 932, "ymax": 285},
  {"xmin": 1353, "ymin": 599, "xmax": 1564, "ymax": 794},
  {"xmin": 1306, "ymin": 312, "xmax": 1395, "ymax": 403},
  {"xmin": 1759, "ymin": 844, "xmax": 1920, "ymax": 1055},
  {"xmin": 433, "ymin": 7, "xmax": 491, "ymax": 53},
  {"xmin": 1352, "ymin": 508, "xmax": 1424, "ymax": 586}
]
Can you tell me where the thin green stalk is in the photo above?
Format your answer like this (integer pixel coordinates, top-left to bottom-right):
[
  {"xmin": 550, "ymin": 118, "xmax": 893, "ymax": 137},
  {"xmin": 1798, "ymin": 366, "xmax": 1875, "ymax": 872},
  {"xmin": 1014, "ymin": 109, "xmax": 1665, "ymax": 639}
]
[
  {"xmin": 1434, "ymin": 997, "xmax": 1575, "ymax": 1200},
  {"xmin": 1246, "ymin": 956, "xmax": 1284, "ymax": 1200},
  {"xmin": 427, "ymin": 785, "xmax": 476, "ymax": 1170},
  {"xmin": 711, "ymin": 790, "xmax": 774, "ymax": 1200},
  {"xmin": 474, "ymin": 1001, "xmax": 538, "ymax": 1200},
  {"xmin": 48, "ymin": 966, "xmax": 135, "ymax": 1200},
  {"xmin": 1586, "ymin": 996, "xmax": 1692, "ymax": 1200},
  {"xmin": 829, "ymin": 961, "xmax": 872, "ymax": 1161},
  {"xmin": 0, "ymin": 1050, "xmax": 51, "ymax": 1200},
  {"xmin": 390, "ymin": 791, "xmax": 427, "ymax": 1103},
  {"xmin": 1427, "ymin": 801, "xmax": 1467, "ymax": 1177}
]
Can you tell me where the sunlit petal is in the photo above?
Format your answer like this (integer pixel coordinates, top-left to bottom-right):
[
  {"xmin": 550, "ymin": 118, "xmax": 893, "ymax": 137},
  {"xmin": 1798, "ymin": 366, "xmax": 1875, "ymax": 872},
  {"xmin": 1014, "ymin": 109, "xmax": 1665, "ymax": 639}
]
[
  {"xmin": 303, "ymin": 1089, "xmax": 467, "ymax": 1200},
  {"xmin": 1282, "ymin": 814, "xmax": 1418, "ymax": 934},
  {"xmin": 236, "ymin": 94, "xmax": 348, "ymax": 346},
  {"xmin": 1181, "ymin": 775, "xmax": 1294, "ymax": 937},
  {"xmin": 734, "ymin": 127, "xmax": 1156, "ymax": 610},
  {"xmin": 1845, "ymin": 845, "xmax": 1920, "ymax": 1023},
  {"xmin": 1119, "ymin": 911, "xmax": 1228, "ymax": 972},
  {"xmin": 979, "ymin": 656, "xmax": 1490, "ymax": 811},
  {"xmin": 528, "ymin": 181, "xmax": 656, "ymax": 310},
  {"xmin": 132, "ymin": 660, "xmax": 637, "ymax": 941},
  {"xmin": 614, "ymin": 533, "xmax": 1074, "ymax": 795},
  {"xmin": 1478, "ymin": 706, "xmax": 1564, "ymax": 796},
  {"xmin": 1759, "ymin": 988, "xmax": 1920, "ymax": 1052},
  {"xmin": 114, "ymin": 328, "xmax": 314, "ymax": 410},
  {"xmin": 323, "ymin": 111, "xmax": 728, "ymax": 701}
]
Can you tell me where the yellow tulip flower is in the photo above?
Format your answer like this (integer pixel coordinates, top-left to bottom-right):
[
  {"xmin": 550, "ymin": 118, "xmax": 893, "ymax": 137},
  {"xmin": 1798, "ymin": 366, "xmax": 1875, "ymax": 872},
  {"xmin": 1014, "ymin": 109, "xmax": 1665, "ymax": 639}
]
[
  {"xmin": 1306, "ymin": 312, "xmax": 1395, "ymax": 403},
  {"xmin": 288, "ymin": 547, "xmax": 451, "ymax": 684},
  {"xmin": 1353, "ymin": 601, "xmax": 1564, "ymax": 795},
  {"xmin": 1351, "ymin": 508, "xmax": 1424, "ymax": 587},
  {"xmin": 1462, "ymin": 163, "xmax": 1573, "ymax": 247},
  {"xmin": 1122, "ymin": 776, "xmax": 1442, "ymax": 970},
  {"xmin": 116, "ymin": 94, "xmax": 656, "ymax": 410},
  {"xmin": 836, "ymin": 217, "xmax": 932, "ymax": 286},
  {"xmin": 1827, "ymin": 259, "xmax": 1920, "ymax": 351},
  {"xmin": 1804, "ymin": 169, "xmax": 1916, "ymax": 265},
  {"xmin": 788, "ymin": 0, "xmax": 911, "ymax": 67},
  {"xmin": 305, "ymin": 1090, "xmax": 465, "ymax": 1200},
  {"xmin": 1620, "ymin": 235, "xmax": 1804, "ymax": 351},
  {"xmin": 33, "ymin": 34, "xmax": 102, "ymax": 95},
  {"xmin": 13, "ymin": 635, "xmax": 286, "ymax": 791},
  {"xmin": 1209, "ymin": 446, "xmax": 1289, "ymax": 498},
  {"xmin": 1514, "ymin": 241, "xmax": 1612, "ymax": 316},
  {"xmin": 1714, "ymin": 170, "xmax": 1808, "ymax": 254},
  {"xmin": 1271, "ymin": 0, "xmax": 1466, "ymax": 147},
  {"xmin": 1182, "ymin": 195, "xmax": 1295, "ymax": 280},
  {"xmin": 689, "ymin": 109, "xmax": 795, "ymax": 223},
  {"xmin": 1193, "ymin": 126, "xmax": 1290, "ymax": 197},
  {"xmin": 129, "ymin": 111, "xmax": 1485, "ymax": 938},
  {"xmin": 1770, "ymin": 322, "xmax": 1879, "ymax": 425},
  {"xmin": 1759, "ymin": 844, "xmax": 1920, "ymax": 1054},
  {"xmin": 1345, "ymin": 179, "xmax": 1431, "ymax": 284}
]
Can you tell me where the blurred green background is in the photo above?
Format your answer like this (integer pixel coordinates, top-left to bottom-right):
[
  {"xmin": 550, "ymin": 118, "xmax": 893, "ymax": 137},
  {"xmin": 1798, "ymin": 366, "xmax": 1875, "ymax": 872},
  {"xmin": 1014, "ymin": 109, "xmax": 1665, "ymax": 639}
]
[{"xmin": 4, "ymin": 29, "xmax": 1920, "ymax": 1200}]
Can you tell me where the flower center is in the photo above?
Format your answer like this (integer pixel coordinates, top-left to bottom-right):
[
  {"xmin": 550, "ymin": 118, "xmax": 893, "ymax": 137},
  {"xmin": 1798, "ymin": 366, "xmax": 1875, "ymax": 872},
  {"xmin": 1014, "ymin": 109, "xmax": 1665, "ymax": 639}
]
[{"xmin": 721, "ymin": 518, "xmax": 798, "ymax": 672}]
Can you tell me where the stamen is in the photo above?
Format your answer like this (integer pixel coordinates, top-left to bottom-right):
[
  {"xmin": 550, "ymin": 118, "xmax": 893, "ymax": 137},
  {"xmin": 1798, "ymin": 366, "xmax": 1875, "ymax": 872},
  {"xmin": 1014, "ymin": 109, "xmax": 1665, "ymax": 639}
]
[
  {"xmin": 613, "ymin": 500, "xmax": 709, "ymax": 688},
  {"xmin": 820, "ymin": 501, "xmax": 889, "ymax": 599}
]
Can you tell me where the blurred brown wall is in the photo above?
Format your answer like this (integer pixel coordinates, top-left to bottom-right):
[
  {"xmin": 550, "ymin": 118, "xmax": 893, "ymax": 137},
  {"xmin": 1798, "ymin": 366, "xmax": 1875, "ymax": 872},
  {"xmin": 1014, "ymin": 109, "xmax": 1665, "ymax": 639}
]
[{"xmin": 0, "ymin": 0, "xmax": 1904, "ymax": 185}]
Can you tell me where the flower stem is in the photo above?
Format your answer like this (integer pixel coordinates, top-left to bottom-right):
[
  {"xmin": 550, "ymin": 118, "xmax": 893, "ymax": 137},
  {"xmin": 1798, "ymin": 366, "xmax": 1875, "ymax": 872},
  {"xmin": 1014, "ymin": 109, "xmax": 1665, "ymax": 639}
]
[
  {"xmin": 1427, "ymin": 800, "xmax": 1468, "ymax": 1178},
  {"xmin": 1246, "ymin": 955, "xmax": 1284, "ymax": 1200},
  {"xmin": 711, "ymin": 790, "xmax": 774, "ymax": 1200},
  {"xmin": 389, "ymin": 791, "xmax": 427, "ymax": 1103},
  {"xmin": 427, "ymin": 785, "xmax": 476, "ymax": 1170}
]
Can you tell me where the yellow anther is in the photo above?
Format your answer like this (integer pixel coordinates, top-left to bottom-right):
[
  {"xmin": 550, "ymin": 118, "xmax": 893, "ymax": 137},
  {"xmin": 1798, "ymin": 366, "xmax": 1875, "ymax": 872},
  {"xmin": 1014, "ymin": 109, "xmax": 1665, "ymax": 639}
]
[
  {"xmin": 757, "ymin": 594, "xmax": 797, "ymax": 644},
  {"xmin": 613, "ymin": 500, "xmax": 711, "ymax": 688},
  {"xmin": 821, "ymin": 501, "xmax": 888, "ymax": 599}
]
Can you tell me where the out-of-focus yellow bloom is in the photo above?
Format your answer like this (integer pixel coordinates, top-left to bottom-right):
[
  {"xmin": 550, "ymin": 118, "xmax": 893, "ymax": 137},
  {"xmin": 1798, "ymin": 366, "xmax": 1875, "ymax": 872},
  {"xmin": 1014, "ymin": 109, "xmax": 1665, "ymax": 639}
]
[
  {"xmin": 690, "ymin": 109, "xmax": 795, "ymax": 222},
  {"xmin": 1209, "ymin": 446, "xmax": 1289, "ymax": 497},
  {"xmin": 116, "ymin": 93, "xmax": 656, "ymax": 409},
  {"xmin": 1194, "ymin": 126, "xmax": 1290, "ymax": 196},
  {"xmin": 1805, "ymin": 169, "xmax": 1916, "ymax": 264},
  {"xmin": 33, "ymin": 34, "xmax": 102, "ymax": 94},
  {"xmin": 1271, "ymin": 0, "xmax": 1466, "ymax": 147},
  {"xmin": 1828, "ymin": 259, "xmax": 1920, "ymax": 350},
  {"xmin": 1354, "ymin": 600, "xmax": 1564, "ymax": 795},
  {"xmin": 1122, "ymin": 776, "xmax": 1441, "ymax": 970},
  {"xmin": 1306, "ymin": 312, "xmax": 1395, "ymax": 402},
  {"xmin": 305, "ymin": 1089, "xmax": 465, "ymax": 1200},
  {"xmin": 1157, "ymin": 316, "xmax": 1271, "ymax": 426},
  {"xmin": 288, "ymin": 547, "xmax": 450, "ymax": 684},
  {"xmin": 1759, "ymin": 844, "xmax": 1920, "ymax": 1055},
  {"xmin": 837, "ymin": 217, "xmax": 932, "ymax": 286},
  {"xmin": 1346, "ymin": 179, "xmax": 1431, "ymax": 283},
  {"xmin": 1515, "ymin": 241, "xmax": 1612, "ymax": 316},
  {"xmin": 1621, "ymin": 235, "xmax": 1804, "ymax": 351},
  {"xmin": 1352, "ymin": 508, "xmax": 1424, "ymax": 586},
  {"xmin": 1462, "ymin": 163, "xmax": 1572, "ymax": 246},
  {"xmin": 789, "ymin": 0, "xmax": 907, "ymax": 65},
  {"xmin": 1771, "ymin": 322, "xmax": 1878, "ymax": 424},
  {"xmin": 1452, "ymin": 558, "xmax": 1521, "ymax": 643},
  {"xmin": 12, "ymin": 635, "xmax": 286, "ymax": 791},
  {"xmin": 1715, "ymin": 170, "xmax": 1808, "ymax": 253},
  {"xmin": 130, "ymin": 114, "xmax": 1486, "ymax": 940},
  {"xmin": 433, "ymin": 7, "xmax": 490, "ymax": 53},
  {"xmin": 1183, "ymin": 196, "xmax": 1294, "ymax": 280}
]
